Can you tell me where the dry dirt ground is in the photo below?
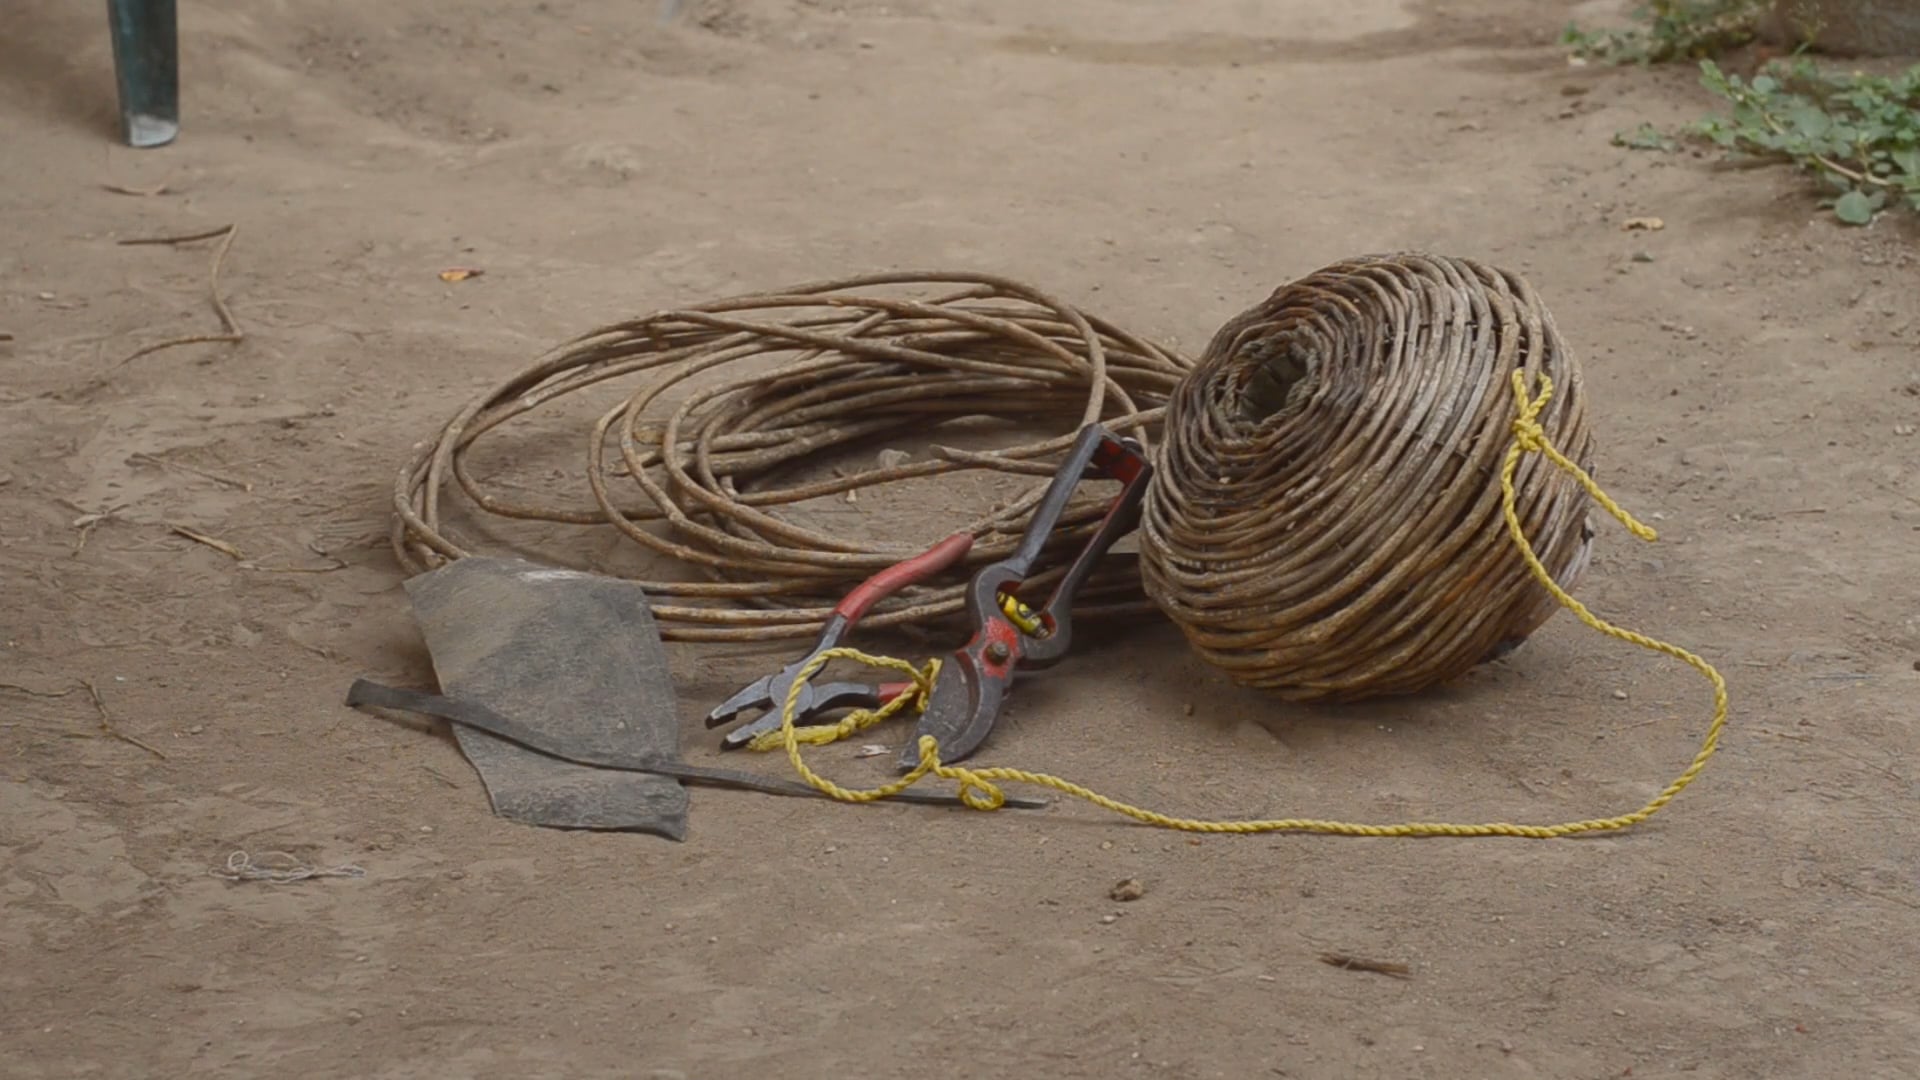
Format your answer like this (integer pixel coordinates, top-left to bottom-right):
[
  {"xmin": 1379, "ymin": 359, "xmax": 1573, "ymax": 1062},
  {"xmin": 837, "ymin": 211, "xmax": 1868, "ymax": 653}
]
[{"xmin": 5, "ymin": 0, "xmax": 1920, "ymax": 1077}]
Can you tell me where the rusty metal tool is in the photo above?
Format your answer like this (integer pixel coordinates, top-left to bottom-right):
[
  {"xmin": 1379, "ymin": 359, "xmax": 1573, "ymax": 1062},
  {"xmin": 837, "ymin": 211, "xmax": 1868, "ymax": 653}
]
[
  {"xmin": 705, "ymin": 530, "xmax": 974, "ymax": 749},
  {"xmin": 896, "ymin": 423, "xmax": 1152, "ymax": 771}
]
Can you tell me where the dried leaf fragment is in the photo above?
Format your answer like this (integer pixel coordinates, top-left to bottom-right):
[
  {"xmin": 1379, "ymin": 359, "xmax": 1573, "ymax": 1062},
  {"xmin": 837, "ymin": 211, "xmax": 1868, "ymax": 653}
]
[
  {"xmin": 439, "ymin": 268, "xmax": 485, "ymax": 283},
  {"xmin": 1621, "ymin": 216, "xmax": 1665, "ymax": 232}
]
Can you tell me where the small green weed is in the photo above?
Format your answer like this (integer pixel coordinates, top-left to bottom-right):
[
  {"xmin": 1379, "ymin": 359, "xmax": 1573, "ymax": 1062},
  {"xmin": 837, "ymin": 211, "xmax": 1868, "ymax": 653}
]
[
  {"xmin": 1562, "ymin": 0, "xmax": 1766, "ymax": 65},
  {"xmin": 1565, "ymin": 0, "xmax": 1920, "ymax": 225},
  {"xmin": 1612, "ymin": 122, "xmax": 1679, "ymax": 151},
  {"xmin": 1694, "ymin": 59, "xmax": 1920, "ymax": 224}
]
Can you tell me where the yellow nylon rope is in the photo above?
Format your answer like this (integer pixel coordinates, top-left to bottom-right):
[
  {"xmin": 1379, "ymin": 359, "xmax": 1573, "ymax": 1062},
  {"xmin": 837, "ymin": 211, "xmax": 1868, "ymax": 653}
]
[{"xmin": 754, "ymin": 370, "xmax": 1729, "ymax": 836}]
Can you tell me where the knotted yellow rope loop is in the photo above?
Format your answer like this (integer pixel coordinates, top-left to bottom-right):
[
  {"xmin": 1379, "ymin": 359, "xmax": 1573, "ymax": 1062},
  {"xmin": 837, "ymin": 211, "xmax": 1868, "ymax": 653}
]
[
  {"xmin": 757, "ymin": 373, "xmax": 1728, "ymax": 836},
  {"xmin": 766, "ymin": 649, "xmax": 952, "ymax": 805},
  {"xmin": 1506, "ymin": 369, "xmax": 1658, "ymax": 544}
]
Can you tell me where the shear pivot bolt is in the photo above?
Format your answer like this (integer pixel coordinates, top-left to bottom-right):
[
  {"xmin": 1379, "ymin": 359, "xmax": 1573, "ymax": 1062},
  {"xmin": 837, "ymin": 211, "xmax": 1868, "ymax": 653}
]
[{"xmin": 986, "ymin": 641, "xmax": 1011, "ymax": 663}]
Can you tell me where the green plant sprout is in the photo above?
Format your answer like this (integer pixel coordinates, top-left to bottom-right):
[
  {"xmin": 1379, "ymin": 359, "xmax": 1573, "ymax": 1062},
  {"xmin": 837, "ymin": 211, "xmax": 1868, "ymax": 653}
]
[
  {"xmin": 1567, "ymin": 1, "xmax": 1920, "ymax": 225},
  {"xmin": 1563, "ymin": 0, "xmax": 1766, "ymax": 65},
  {"xmin": 1693, "ymin": 59, "xmax": 1920, "ymax": 224}
]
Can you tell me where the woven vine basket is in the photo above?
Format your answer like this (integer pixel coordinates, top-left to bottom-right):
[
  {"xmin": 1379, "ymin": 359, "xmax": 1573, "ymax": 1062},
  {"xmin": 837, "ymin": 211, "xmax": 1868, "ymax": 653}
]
[{"xmin": 1138, "ymin": 253, "xmax": 1598, "ymax": 702}]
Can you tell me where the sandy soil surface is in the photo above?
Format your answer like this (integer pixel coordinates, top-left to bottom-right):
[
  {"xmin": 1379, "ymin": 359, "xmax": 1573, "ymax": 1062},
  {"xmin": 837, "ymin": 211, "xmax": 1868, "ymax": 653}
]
[{"xmin": 4, "ymin": 0, "xmax": 1919, "ymax": 1077}]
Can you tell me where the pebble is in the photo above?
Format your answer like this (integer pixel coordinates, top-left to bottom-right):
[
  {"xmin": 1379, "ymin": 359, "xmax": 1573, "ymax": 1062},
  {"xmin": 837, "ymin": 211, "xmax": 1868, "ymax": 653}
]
[
  {"xmin": 187, "ymin": 724, "xmax": 205, "ymax": 735},
  {"xmin": 1612, "ymin": 690, "xmax": 1629, "ymax": 700},
  {"xmin": 1109, "ymin": 877, "xmax": 1146, "ymax": 902},
  {"xmin": 1099, "ymin": 913, "xmax": 1120, "ymax": 925}
]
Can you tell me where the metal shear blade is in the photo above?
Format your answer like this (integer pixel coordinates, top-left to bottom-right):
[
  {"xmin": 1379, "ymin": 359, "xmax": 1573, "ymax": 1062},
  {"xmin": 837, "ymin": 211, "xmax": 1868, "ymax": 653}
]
[
  {"xmin": 717, "ymin": 681, "xmax": 913, "ymax": 750},
  {"xmin": 897, "ymin": 649, "xmax": 1007, "ymax": 771},
  {"xmin": 703, "ymin": 531, "xmax": 974, "ymax": 750}
]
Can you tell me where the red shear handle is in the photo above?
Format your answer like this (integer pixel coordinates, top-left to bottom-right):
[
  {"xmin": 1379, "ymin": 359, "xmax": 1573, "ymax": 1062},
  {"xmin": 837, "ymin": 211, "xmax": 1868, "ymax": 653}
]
[
  {"xmin": 1091, "ymin": 436, "xmax": 1147, "ymax": 485},
  {"xmin": 834, "ymin": 531, "xmax": 975, "ymax": 622}
]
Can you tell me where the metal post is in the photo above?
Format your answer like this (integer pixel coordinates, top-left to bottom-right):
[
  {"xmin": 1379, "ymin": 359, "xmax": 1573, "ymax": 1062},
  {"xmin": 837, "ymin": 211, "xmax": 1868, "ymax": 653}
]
[{"xmin": 105, "ymin": 0, "xmax": 179, "ymax": 148}]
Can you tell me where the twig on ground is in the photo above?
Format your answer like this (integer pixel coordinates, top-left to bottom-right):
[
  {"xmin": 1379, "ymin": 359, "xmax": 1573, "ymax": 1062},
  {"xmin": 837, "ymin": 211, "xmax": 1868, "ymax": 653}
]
[
  {"xmin": 1824, "ymin": 873, "xmax": 1920, "ymax": 912},
  {"xmin": 128, "ymin": 452, "xmax": 254, "ymax": 492},
  {"xmin": 169, "ymin": 524, "xmax": 244, "ymax": 560},
  {"xmin": 8, "ymin": 679, "xmax": 174, "ymax": 760},
  {"xmin": 421, "ymin": 765, "xmax": 462, "ymax": 789},
  {"xmin": 119, "ymin": 225, "xmax": 233, "ymax": 246},
  {"xmin": 0, "ymin": 682, "xmax": 80, "ymax": 699},
  {"xmin": 102, "ymin": 182, "xmax": 171, "ymax": 197},
  {"xmin": 239, "ymin": 558, "xmax": 348, "ymax": 574},
  {"xmin": 113, "ymin": 225, "xmax": 244, "ymax": 367},
  {"xmin": 70, "ymin": 503, "xmax": 131, "ymax": 553},
  {"xmin": 81, "ymin": 680, "xmax": 169, "ymax": 760},
  {"xmin": 1318, "ymin": 952, "xmax": 1412, "ymax": 979}
]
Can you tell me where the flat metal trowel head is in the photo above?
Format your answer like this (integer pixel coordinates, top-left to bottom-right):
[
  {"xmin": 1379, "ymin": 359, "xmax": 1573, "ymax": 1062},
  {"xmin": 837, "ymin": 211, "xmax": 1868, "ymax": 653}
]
[{"xmin": 400, "ymin": 558, "xmax": 689, "ymax": 839}]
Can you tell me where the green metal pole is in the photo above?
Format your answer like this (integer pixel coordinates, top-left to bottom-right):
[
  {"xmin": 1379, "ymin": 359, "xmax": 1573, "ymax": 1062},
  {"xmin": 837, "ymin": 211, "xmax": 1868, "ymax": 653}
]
[{"xmin": 106, "ymin": 0, "xmax": 179, "ymax": 148}]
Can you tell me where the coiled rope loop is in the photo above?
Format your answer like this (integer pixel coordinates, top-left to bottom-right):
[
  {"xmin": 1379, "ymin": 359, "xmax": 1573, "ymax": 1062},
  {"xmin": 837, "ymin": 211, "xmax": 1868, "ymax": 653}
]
[{"xmin": 391, "ymin": 272, "xmax": 1193, "ymax": 642}]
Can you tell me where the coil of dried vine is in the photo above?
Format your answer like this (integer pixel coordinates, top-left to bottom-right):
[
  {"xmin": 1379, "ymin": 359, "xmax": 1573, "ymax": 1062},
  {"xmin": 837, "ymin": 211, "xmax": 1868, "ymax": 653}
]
[
  {"xmin": 1137, "ymin": 253, "xmax": 1598, "ymax": 701},
  {"xmin": 391, "ymin": 272, "xmax": 1194, "ymax": 643}
]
